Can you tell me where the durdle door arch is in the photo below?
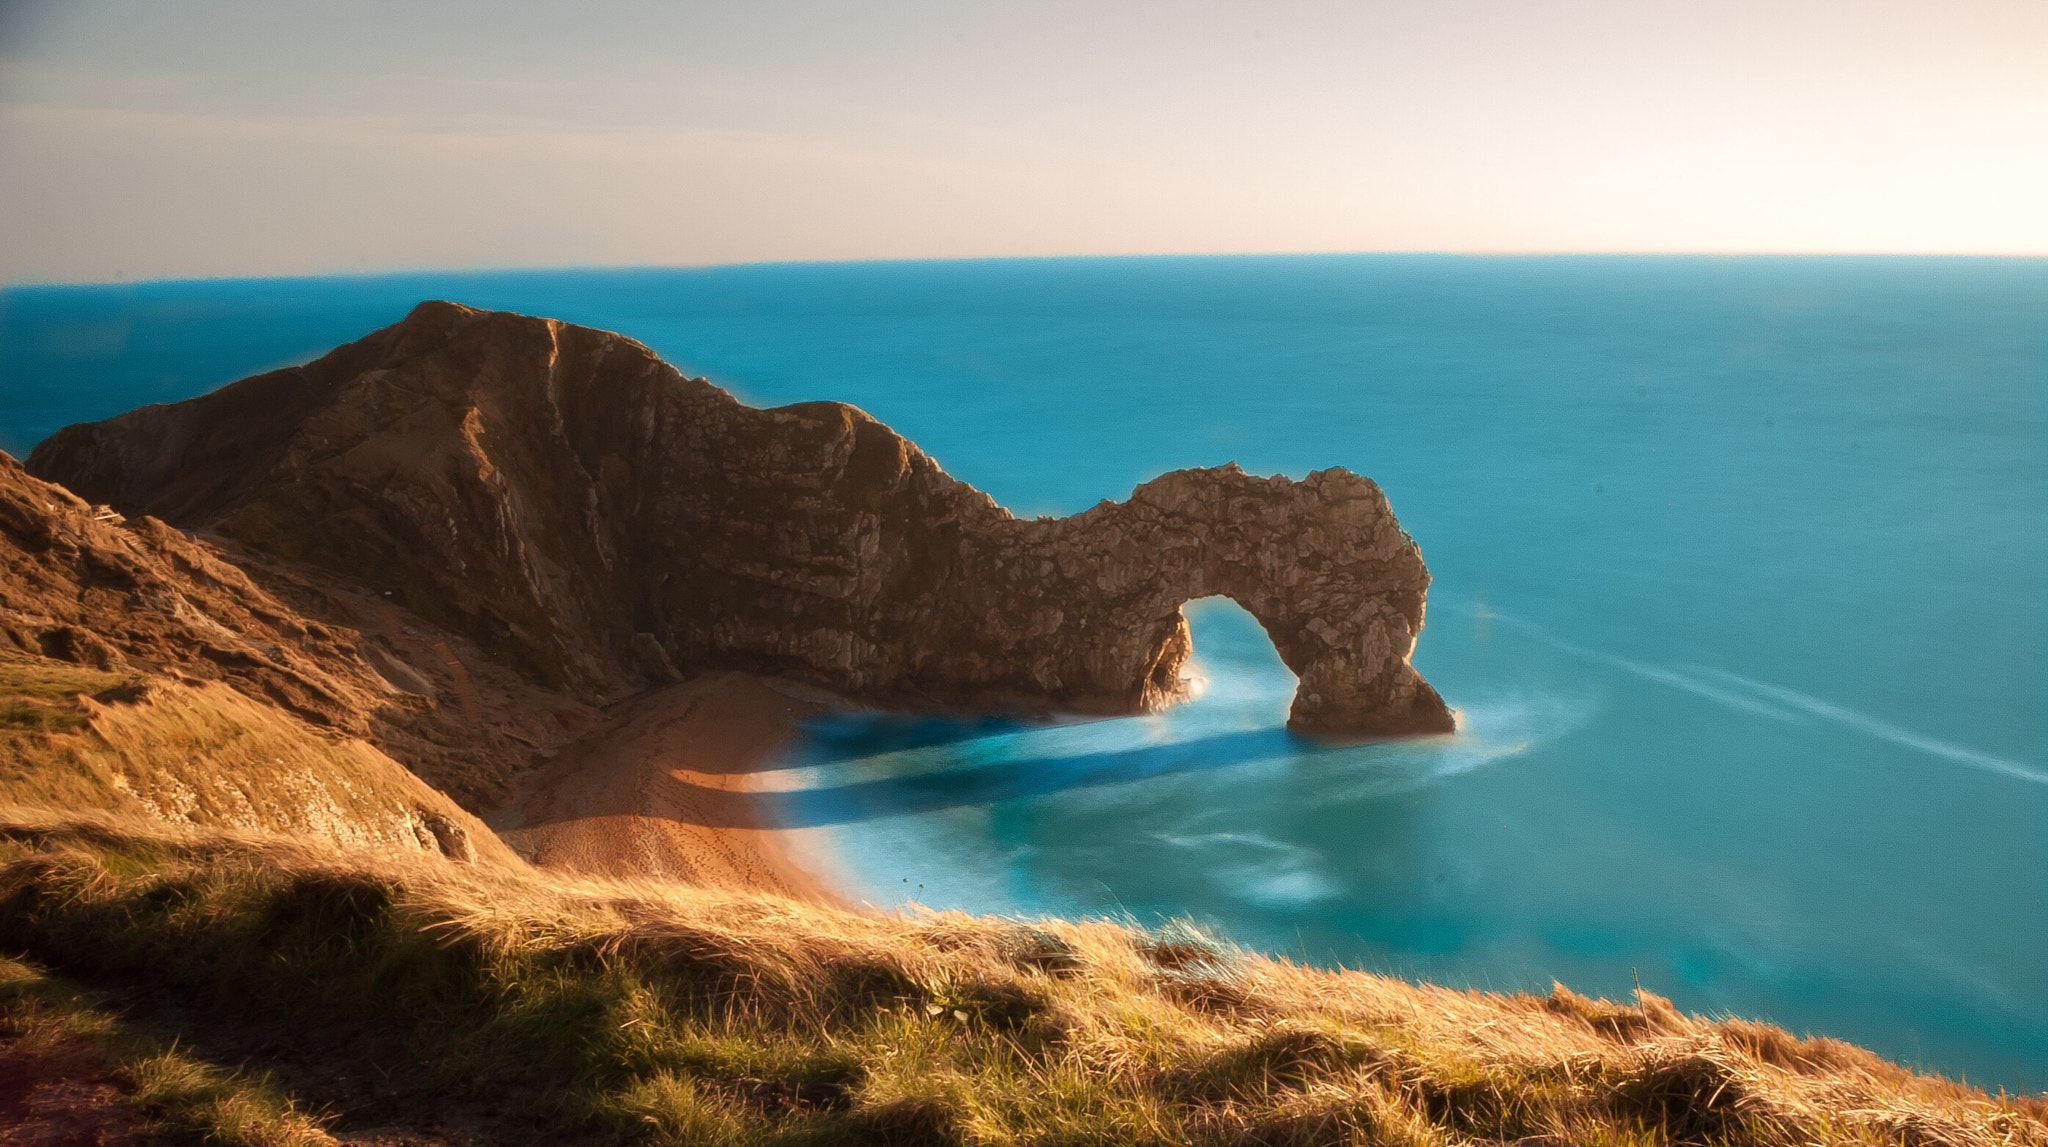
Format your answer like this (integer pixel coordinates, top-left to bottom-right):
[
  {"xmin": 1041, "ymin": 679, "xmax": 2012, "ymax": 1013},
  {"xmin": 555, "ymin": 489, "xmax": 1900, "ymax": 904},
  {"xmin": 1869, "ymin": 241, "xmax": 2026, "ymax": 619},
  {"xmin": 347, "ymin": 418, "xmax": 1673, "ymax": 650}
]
[
  {"xmin": 29, "ymin": 302, "xmax": 1454, "ymax": 738},
  {"xmin": 917, "ymin": 464, "xmax": 1458, "ymax": 737}
]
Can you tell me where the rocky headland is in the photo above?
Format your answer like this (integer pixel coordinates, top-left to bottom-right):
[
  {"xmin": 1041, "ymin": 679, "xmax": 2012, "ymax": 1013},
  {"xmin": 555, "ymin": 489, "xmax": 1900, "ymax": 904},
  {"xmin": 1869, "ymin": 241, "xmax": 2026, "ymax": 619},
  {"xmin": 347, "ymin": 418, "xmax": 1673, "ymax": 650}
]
[{"xmin": 28, "ymin": 300, "xmax": 1452, "ymax": 738}]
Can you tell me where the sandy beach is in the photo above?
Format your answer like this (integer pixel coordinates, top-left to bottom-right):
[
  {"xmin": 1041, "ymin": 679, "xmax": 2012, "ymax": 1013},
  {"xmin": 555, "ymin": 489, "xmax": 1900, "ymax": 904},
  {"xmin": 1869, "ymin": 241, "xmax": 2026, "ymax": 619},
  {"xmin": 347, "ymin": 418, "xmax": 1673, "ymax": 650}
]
[{"xmin": 489, "ymin": 673, "xmax": 843, "ymax": 905}]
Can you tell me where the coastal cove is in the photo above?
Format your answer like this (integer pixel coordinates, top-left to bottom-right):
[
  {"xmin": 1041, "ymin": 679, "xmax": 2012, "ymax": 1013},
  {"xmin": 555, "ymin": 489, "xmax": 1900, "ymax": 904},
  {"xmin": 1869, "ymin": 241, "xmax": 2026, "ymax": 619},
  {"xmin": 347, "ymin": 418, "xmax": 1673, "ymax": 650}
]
[{"xmin": 3, "ymin": 254, "xmax": 2042, "ymax": 1088}]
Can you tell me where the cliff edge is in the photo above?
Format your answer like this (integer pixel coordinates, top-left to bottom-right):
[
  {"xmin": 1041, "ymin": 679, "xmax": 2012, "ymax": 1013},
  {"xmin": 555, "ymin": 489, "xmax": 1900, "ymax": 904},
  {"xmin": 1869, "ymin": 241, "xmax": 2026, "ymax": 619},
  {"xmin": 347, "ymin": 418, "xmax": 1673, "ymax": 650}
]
[{"xmin": 29, "ymin": 301, "xmax": 1452, "ymax": 737}]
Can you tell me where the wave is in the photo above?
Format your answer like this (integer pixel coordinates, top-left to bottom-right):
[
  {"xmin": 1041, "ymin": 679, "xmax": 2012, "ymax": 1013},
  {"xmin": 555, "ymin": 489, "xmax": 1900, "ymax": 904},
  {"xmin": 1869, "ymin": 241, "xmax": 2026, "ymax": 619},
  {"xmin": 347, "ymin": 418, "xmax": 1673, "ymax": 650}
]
[
  {"xmin": 1151, "ymin": 831, "xmax": 1345, "ymax": 907},
  {"xmin": 1278, "ymin": 691, "xmax": 1588, "ymax": 806}
]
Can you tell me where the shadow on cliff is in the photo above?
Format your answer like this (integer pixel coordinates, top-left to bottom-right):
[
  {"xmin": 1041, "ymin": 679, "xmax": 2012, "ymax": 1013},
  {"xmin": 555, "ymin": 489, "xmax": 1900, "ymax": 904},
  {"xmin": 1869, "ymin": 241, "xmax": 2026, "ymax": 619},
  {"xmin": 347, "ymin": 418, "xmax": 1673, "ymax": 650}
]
[{"xmin": 668, "ymin": 726, "xmax": 1312, "ymax": 828}]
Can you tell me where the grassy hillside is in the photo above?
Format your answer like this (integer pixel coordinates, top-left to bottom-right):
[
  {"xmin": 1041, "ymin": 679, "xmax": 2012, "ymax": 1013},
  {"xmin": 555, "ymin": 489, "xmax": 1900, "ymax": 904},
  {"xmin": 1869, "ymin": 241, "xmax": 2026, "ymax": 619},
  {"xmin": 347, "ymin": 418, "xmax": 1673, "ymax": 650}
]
[
  {"xmin": 1, "ymin": 808, "xmax": 2038, "ymax": 1147},
  {"xmin": 0, "ymin": 653, "xmax": 512, "ymax": 864}
]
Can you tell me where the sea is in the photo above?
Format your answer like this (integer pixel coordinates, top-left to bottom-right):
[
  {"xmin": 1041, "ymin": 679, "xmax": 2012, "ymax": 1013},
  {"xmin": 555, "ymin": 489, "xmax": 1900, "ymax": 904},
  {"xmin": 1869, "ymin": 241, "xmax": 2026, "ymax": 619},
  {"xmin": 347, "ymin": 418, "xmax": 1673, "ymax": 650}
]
[{"xmin": 3, "ymin": 255, "xmax": 2042, "ymax": 1089}]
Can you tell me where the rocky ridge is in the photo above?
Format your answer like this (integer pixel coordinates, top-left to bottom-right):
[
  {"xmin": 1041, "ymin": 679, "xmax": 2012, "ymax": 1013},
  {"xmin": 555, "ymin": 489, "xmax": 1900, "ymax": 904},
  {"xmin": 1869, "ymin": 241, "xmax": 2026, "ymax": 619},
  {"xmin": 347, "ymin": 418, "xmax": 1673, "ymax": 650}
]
[{"xmin": 29, "ymin": 301, "xmax": 1452, "ymax": 736}]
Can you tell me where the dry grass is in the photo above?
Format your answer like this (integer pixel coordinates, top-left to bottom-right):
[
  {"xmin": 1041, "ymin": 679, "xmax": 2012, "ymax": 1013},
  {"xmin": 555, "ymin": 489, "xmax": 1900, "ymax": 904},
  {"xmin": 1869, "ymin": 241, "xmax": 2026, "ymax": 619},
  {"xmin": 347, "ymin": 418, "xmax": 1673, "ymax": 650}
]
[
  {"xmin": 0, "ymin": 654, "xmax": 513, "ymax": 863},
  {"xmin": 0, "ymin": 806, "xmax": 2038, "ymax": 1147}
]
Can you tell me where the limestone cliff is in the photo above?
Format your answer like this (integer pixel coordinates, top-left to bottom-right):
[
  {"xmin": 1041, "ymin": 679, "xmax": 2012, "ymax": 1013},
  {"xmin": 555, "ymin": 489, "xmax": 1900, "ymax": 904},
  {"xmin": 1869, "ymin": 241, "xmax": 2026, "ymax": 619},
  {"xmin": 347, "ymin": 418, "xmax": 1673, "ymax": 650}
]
[{"xmin": 29, "ymin": 302, "xmax": 1452, "ymax": 736}]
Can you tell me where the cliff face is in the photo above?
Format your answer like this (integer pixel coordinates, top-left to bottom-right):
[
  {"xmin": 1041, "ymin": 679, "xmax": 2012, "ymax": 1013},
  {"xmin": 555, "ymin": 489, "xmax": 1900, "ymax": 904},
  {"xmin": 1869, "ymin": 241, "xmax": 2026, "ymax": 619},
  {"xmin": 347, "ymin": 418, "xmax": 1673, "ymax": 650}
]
[
  {"xmin": 0, "ymin": 451, "xmax": 386, "ymax": 735},
  {"xmin": 29, "ymin": 302, "xmax": 1452, "ymax": 737},
  {"xmin": 0, "ymin": 452, "xmax": 517, "ymax": 860}
]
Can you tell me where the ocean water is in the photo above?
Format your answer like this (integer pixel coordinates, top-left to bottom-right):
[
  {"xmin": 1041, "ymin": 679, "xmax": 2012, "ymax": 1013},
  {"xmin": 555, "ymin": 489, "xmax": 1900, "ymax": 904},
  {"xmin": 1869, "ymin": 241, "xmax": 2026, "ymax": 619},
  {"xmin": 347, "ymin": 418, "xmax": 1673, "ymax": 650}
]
[{"xmin": 3, "ymin": 255, "xmax": 2043, "ymax": 1088}]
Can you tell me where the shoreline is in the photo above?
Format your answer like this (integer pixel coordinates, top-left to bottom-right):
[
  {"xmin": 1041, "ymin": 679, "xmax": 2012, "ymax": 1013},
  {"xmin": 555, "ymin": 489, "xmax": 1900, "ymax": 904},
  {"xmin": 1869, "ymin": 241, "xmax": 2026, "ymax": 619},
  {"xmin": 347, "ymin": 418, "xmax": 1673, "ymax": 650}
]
[{"xmin": 488, "ymin": 672, "xmax": 847, "ymax": 907}]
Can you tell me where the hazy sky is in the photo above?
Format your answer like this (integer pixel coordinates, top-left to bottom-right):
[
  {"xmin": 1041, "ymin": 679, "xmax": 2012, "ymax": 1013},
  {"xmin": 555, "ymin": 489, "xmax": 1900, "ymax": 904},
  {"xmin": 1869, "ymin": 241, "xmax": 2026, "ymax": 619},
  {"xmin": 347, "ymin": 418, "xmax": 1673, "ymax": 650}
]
[{"xmin": 1, "ymin": 0, "xmax": 2042, "ymax": 283}]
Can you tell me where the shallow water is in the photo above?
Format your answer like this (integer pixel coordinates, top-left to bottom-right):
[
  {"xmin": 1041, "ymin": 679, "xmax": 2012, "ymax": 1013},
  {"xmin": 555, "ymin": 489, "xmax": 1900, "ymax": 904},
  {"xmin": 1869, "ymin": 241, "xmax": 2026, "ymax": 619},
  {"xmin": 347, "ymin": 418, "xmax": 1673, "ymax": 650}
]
[{"xmin": 3, "ymin": 255, "xmax": 2042, "ymax": 1087}]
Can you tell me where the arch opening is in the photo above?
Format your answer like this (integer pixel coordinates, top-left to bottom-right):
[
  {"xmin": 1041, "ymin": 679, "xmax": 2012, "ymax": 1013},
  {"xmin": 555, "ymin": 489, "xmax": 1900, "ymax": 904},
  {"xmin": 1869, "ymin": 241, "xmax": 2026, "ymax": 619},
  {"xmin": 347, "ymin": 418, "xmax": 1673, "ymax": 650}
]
[{"xmin": 1172, "ymin": 596, "xmax": 1299, "ymax": 724}]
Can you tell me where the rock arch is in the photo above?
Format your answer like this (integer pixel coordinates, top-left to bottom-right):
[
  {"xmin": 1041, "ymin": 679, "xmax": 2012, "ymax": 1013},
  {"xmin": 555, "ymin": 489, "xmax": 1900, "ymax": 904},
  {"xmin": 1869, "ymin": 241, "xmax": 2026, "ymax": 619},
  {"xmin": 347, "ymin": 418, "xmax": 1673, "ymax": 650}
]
[
  {"xmin": 920, "ymin": 465, "xmax": 1455, "ymax": 736},
  {"xmin": 29, "ymin": 301, "xmax": 1455, "ymax": 739}
]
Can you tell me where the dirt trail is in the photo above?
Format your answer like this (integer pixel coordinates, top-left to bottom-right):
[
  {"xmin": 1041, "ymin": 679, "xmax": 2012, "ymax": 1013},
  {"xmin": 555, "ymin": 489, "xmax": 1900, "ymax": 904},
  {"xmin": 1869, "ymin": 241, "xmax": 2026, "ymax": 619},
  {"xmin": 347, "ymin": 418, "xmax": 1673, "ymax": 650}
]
[
  {"xmin": 0, "ymin": 1038, "xmax": 139, "ymax": 1147},
  {"xmin": 491, "ymin": 674, "xmax": 840, "ymax": 904}
]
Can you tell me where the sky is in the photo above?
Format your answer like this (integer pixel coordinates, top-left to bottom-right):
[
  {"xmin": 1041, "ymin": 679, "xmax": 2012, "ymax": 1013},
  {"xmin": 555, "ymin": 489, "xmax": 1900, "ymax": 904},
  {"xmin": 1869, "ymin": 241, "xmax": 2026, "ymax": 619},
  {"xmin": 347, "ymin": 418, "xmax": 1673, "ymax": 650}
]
[{"xmin": 0, "ymin": 0, "xmax": 2042, "ymax": 284}]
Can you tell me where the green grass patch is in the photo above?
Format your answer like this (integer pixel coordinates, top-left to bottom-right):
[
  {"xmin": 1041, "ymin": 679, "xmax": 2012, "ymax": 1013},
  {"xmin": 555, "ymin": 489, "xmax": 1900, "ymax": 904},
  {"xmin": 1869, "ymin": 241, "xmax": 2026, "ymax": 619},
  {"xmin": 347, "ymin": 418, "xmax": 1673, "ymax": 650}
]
[
  {"xmin": 0, "ymin": 698, "xmax": 87, "ymax": 732},
  {"xmin": 0, "ymin": 656, "xmax": 130, "ymax": 703}
]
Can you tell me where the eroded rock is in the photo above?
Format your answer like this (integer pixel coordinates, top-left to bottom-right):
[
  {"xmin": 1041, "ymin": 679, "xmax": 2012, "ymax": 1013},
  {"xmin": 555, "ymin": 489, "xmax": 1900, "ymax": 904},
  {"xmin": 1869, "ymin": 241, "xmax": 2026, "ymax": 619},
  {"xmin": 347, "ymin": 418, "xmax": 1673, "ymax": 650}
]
[{"xmin": 29, "ymin": 302, "xmax": 1453, "ymax": 737}]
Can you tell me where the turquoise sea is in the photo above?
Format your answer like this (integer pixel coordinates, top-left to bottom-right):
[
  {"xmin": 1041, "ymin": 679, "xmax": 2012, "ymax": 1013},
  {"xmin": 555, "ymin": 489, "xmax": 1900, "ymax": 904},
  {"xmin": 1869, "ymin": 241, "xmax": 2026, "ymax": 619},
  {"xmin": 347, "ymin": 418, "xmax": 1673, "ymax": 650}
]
[{"xmin": 3, "ymin": 256, "xmax": 2043, "ymax": 1088}]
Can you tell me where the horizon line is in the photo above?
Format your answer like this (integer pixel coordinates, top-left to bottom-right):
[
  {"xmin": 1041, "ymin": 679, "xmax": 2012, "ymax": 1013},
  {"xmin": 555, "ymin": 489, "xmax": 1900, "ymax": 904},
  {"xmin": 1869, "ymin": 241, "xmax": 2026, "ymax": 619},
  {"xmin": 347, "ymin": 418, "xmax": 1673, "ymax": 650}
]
[{"xmin": 6, "ymin": 248, "xmax": 2046, "ymax": 291}]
